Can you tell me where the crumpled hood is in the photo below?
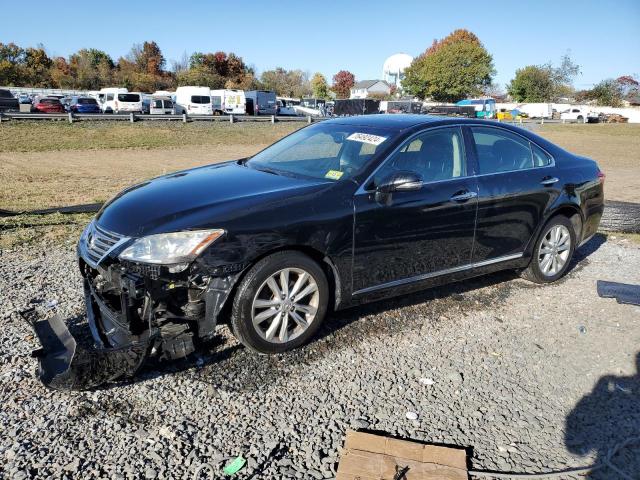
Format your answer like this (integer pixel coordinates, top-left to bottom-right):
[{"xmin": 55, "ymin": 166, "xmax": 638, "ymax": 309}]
[{"xmin": 96, "ymin": 161, "xmax": 328, "ymax": 237}]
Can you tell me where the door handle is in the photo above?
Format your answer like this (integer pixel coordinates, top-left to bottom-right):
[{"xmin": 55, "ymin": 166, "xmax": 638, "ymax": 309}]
[
  {"xmin": 450, "ymin": 191, "xmax": 478, "ymax": 202},
  {"xmin": 540, "ymin": 176, "xmax": 559, "ymax": 186}
]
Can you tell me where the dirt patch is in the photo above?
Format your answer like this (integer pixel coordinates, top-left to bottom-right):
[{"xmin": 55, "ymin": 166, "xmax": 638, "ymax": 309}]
[{"xmin": 0, "ymin": 144, "xmax": 264, "ymax": 211}]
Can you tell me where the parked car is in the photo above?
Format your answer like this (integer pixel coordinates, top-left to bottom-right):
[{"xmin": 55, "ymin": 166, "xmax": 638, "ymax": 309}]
[
  {"xmin": 245, "ymin": 90, "xmax": 277, "ymax": 115},
  {"xmin": 276, "ymin": 99, "xmax": 298, "ymax": 116},
  {"xmin": 560, "ymin": 107, "xmax": 599, "ymax": 123},
  {"xmin": 175, "ymin": 86, "xmax": 213, "ymax": 115},
  {"xmin": 67, "ymin": 96, "xmax": 101, "ymax": 113},
  {"xmin": 149, "ymin": 96, "xmax": 175, "ymax": 115},
  {"xmin": 0, "ymin": 89, "xmax": 19, "ymax": 112},
  {"xmin": 28, "ymin": 115, "xmax": 605, "ymax": 389},
  {"xmin": 32, "ymin": 97, "xmax": 65, "ymax": 113},
  {"xmin": 18, "ymin": 93, "xmax": 32, "ymax": 104}
]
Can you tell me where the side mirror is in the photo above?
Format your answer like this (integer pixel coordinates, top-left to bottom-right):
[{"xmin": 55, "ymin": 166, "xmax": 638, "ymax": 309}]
[
  {"xmin": 374, "ymin": 171, "xmax": 423, "ymax": 204},
  {"xmin": 376, "ymin": 171, "xmax": 423, "ymax": 194}
]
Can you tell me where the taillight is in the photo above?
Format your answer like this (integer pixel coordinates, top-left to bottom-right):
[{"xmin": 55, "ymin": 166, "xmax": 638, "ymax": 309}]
[{"xmin": 597, "ymin": 170, "xmax": 605, "ymax": 185}]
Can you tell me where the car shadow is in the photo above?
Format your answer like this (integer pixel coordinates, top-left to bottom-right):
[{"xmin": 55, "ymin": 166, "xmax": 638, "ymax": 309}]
[
  {"xmin": 564, "ymin": 352, "xmax": 640, "ymax": 479},
  {"xmin": 95, "ymin": 234, "xmax": 606, "ymax": 390}
]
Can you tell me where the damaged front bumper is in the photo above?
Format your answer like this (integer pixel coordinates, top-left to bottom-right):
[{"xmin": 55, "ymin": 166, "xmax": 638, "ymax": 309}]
[
  {"xmin": 23, "ymin": 228, "xmax": 240, "ymax": 390},
  {"xmin": 21, "ymin": 306, "xmax": 150, "ymax": 391}
]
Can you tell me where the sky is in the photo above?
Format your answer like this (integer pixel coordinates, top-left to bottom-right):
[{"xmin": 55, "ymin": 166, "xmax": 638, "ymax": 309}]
[{"xmin": 3, "ymin": 0, "xmax": 639, "ymax": 90}]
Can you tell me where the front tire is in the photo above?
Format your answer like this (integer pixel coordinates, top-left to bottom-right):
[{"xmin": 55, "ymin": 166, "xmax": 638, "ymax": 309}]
[
  {"xmin": 522, "ymin": 216, "xmax": 576, "ymax": 284},
  {"xmin": 230, "ymin": 251, "xmax": 329, "ymax": 354}
]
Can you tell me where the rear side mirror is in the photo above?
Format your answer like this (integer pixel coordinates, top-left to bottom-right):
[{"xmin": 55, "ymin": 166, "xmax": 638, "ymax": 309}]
[{"xmin": 376, "ymin": 171, "xmax": 423, "ymax": 193}]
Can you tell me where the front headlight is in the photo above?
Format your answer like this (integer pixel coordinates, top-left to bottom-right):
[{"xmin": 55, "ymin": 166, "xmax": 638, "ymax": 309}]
[{"xmin": 118, "ymin": 229, "xmax": 225, "ymax": 265}]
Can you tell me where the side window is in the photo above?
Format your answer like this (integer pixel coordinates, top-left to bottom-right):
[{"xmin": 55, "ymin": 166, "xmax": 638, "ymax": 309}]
[
  {"xmin": 106, "ymin": 94, "xmax": 114, "ymax": 101},
  {"xmin": 531, "ymin": 143, "xmax": 552, "ymax": 167},
  {"xmin": 471, "ymin": 127, "xmax": 533, "ymax": 174},
  {"xmin": 375, "ymin": 127, "xmax": 466, "ymax": 185}
]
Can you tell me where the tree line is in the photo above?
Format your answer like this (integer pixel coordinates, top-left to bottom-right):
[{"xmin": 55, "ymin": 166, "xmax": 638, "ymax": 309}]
[
  {"xmin": 0, "ymin": 40, "xmax": 341, "ymax": 99},
  {"xmin": 1, "ymin": 36, "xmax": 637, "ymax": 106}
]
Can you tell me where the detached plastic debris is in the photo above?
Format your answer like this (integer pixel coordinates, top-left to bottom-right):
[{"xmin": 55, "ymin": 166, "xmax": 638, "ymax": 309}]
[
  {"xmin": 406, "ymin": 411, "xmax": 419, "ymax": 421},
  {"xmin": 20, "ymin": 308, "xmax": 150, "ymax": 391},
  {"xmin": 223, "ymin": 455, "xmax": 246, "ymax": 475},
  {"xmin": 597, "ymin": 280, "xmax": 640, "ymax": 306},
  {"xmin": 45, "ymin": 299, "xmax": 58, "ymax": 309},
  {"xmin": 578, "ymin": 325, "xmax": 587, "ymax": 335},
  {"xmin": 419, "ymin": 378, "xmax": 435, "ymax": 386}
]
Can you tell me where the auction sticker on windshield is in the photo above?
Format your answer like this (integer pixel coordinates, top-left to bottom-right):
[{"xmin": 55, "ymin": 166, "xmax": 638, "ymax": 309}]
[
  {"xmin": 325, "ymin": 170, "xmax": 344, "ymax": 180},
  {"xmin": 346, "ymin": 132, "xmax": 387, "ymax": 145}
]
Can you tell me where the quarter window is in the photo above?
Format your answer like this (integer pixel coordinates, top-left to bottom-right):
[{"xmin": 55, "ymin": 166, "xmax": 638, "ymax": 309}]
[
  {"xmin": 375, "ymin": 127, "xmax": 466, "ymax": 185},
  {"xmin": 471, "ymin": 127, "xmax": 551, "ymax": 174}
]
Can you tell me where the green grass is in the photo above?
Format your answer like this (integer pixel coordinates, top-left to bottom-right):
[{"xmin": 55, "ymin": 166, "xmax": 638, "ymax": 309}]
[{"xmin": 0, "ymin": 120, "xmax": 302, "ymax": 152}]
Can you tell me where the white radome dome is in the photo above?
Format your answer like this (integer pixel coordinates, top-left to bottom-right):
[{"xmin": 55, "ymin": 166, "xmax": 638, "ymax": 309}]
[{"xmin": 383, "ymin": 53, "xmax": 414, "ymax": 76}]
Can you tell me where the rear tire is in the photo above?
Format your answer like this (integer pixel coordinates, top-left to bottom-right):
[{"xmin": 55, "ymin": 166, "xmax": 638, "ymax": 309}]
[
  {"xmin": 521, "ymin": 215, "xmax": 576, "ymax": 284},
  {"xmin": 230, "ymin": 251, "xmax": 329, "ymax": 354}
]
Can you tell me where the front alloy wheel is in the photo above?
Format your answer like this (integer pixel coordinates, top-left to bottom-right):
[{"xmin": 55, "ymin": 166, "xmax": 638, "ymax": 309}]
[
  {"xmin": 231, "ymin": 251, "xmax": 329, "ymax": 353},
  {"xmin": 251, "ymin": 268, "xmax": 319, "ymax": 343}
]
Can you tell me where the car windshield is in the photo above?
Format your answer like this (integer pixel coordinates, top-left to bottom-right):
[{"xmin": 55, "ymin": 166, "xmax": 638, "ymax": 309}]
[
  {"xmin": 191, "ymin": 95, "xmax": 210, "ymax": 104},
  {"xmin": 118, "ymin": 94, "xmax": 140, "ymax": 102},
  {"xmin": 246, "ymin": 123, "xmax": 395, "ymax": 181}
]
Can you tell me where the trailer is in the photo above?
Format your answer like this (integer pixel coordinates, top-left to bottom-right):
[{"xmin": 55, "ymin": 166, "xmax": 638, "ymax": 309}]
[
  {"xmin": 385, "ymin": 100, "xmax": 422, "ymax": 114},
  {"xmin": 423, "ymin": 104, "xmax": 476, "ymax": 117},
  {"xmin": 333, "ymin": 99, "xmax": 380, "ymax": 116}
]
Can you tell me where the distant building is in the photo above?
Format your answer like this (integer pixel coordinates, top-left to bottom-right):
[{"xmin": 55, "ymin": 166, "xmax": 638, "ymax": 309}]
[
  {"xmin": 383, "ymin": 53, "xmax": 414, "ymax": 88},
  {"xmin": 350, "ymin": 80, "xmax": 391, "ymax": 99}
]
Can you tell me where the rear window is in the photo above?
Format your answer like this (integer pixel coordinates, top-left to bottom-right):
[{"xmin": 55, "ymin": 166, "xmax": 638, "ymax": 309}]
[
  {"xmin": 78, "ymin": 98, "xmax": 97, "ymax": 105},
  {"xmin": 41, "ymin": 99, "xmax": 60, "ymax": 105},
  {"xmin": 0, "ymin": 89, "xmax": 13, "ymax": 98},
  {"xmin": 191, "ymin": 95, "xmax": 210, "ymax": 104},
  {"xmin": 118, "ymin": 94, "xmax": 140, "ymax": 102}
]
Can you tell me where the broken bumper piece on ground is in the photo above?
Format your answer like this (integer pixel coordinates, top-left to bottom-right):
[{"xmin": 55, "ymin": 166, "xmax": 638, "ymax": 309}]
[{"xmin": 21, "ymin": 308, "xmax": 150, "ymax": 391}]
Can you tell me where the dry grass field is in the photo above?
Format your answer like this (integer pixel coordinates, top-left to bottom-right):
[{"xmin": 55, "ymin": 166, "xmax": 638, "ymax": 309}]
[
  {"xmin": 537, "ymin": 123, "xmax": 640, "ymax": 203},
  {"xmin": 0, "ymin": 120, "xmax": 638, "ymax": 248}
]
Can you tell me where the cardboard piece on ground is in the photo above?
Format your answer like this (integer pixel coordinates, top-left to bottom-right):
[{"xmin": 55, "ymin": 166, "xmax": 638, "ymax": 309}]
[{"xmin": 337, "ymin": 430, "xmax": 467, "ymax": 480}]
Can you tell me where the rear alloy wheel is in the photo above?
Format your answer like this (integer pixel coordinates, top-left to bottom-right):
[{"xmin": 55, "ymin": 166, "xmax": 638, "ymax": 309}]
[
  {"xmin": 231, "ymin": 251, "xmax": 328, "ymax": 353},
  {"xmin": 521, "ymin": 216, "xmax": 576, "ymax": 283}
]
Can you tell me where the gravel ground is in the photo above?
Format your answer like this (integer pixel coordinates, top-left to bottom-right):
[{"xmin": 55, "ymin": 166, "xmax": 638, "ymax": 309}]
[{"xmin": 1, "ymin": 235, "xmax": 639, "ymax": 479}]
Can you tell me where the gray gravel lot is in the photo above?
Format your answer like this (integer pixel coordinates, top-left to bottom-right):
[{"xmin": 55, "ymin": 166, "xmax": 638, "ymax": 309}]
[{"xmin": 1, "ymin": 234, "xmax": 639, "ymax": 479}]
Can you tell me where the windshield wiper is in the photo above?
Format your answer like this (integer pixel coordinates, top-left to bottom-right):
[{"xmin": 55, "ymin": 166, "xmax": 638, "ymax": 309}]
[{"xmin": 252, "ymin": 165, "xmax": 282, "ymax": 176}]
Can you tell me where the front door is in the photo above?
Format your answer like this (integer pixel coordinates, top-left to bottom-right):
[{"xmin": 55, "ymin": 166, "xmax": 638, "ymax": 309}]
[{"xmin": 352, "ymin": 126, "xmax": 478, "ymax": 294}]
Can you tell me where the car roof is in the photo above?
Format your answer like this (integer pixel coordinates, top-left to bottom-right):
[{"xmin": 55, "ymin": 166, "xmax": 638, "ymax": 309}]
[{"xmin": 324, "ymin": 114, "xmax": 504, "ymax": 131}]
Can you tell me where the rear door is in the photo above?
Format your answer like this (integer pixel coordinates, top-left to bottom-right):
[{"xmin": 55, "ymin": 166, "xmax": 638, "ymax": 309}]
[
  {"xmin": 469, "ymin": 126, "xmax": 558, "ymax": 262},
  {"xmin": 352, "ymin": 126, "xmax": 478, "ymax": 294}
]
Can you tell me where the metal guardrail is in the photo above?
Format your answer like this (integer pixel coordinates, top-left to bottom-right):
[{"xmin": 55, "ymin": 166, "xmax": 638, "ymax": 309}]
[{"xmin": 0, "ymin": 112, "xmax": 325, "ymax": 124}]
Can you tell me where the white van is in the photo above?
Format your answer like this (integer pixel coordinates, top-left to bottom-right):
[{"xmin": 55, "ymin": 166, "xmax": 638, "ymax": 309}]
[
  {"xmin": 97, "ymin": 88, "xmax": 142, "ymax": 114},
  {"xmin": 211, "ymin": 89, "xmax": 246, "ymax": 115},
  {"xmin": 175, "ymin": 86, "xmax": 212, "ymax": 115}
]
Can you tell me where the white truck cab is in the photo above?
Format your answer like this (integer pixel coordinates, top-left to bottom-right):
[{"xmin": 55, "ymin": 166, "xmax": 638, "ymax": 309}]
[{"xmin": 560, "ymin": 106, "xmax": 598, "ymax": 123}]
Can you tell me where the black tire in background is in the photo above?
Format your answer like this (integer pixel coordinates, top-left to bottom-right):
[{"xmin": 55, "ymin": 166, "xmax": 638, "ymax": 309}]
[{"xmin": 600, "ymin": 201, "xmax": 640, "ymax": 234}]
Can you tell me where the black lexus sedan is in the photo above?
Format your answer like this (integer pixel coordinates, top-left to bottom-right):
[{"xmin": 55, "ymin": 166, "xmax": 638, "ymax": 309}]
[{"xmin": 29, "ymin": 115, "xmax": 605, "ymax": 389}]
